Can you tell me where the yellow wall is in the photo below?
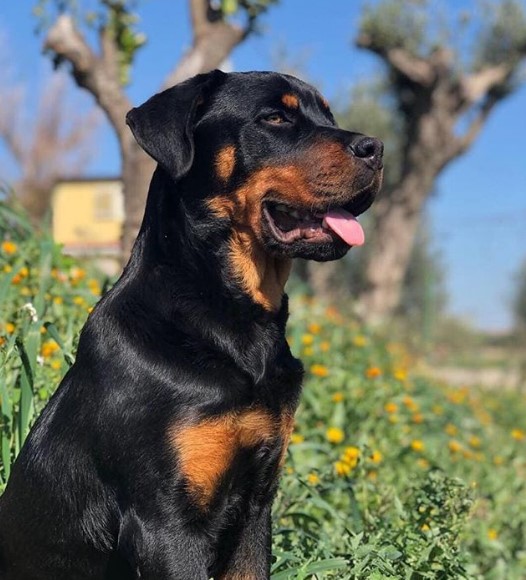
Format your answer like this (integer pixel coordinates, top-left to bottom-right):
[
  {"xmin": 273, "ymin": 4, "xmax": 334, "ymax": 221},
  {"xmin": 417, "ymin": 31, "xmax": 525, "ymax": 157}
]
[{"xmin": 52, "ymin": 179, "xmax": 123, "ymax": 252}]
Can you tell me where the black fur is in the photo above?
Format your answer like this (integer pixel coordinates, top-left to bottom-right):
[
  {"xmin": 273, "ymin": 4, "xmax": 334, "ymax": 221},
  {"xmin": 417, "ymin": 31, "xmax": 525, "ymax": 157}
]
[{"xmin": 0, "ymin": 71, "xmax": 382, "ymax": 579}]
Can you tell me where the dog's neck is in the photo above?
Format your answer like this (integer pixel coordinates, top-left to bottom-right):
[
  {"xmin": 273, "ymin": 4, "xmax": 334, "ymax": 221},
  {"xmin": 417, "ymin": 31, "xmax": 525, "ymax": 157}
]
[
  {"xmin": 131, "ymin": 167, "xmax": 292, "ymax": 315},
  {"xmin": 228, "ymin": 229, "xmax": 292, "ymax": 312}
]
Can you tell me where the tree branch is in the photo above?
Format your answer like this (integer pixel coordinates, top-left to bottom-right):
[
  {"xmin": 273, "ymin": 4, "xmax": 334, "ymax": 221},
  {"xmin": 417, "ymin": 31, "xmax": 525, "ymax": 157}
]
[
  {"xmin": 44, "ymin": 14, "xmax": 131, "ymax": 142},
  {"xmin": 460, "ymin": 63, "xmax": 514, "ymax": 104},
  {"xmin": 162, "ymin": 0, "xmax": 246, "ymax": 89},
  {"xmin": 452, "ymin": 92, "xmax": 500, "ymax": 156},
  {"xmin": 356, "ymin": 32, "xmax": 436, "ymax": 85}
]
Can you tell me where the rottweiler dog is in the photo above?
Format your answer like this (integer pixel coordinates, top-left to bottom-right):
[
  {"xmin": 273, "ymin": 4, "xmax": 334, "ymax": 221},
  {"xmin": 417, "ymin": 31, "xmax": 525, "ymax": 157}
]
[{"xmin": 0, "ymin": 70, "xmax": 383, "ymax": 579}]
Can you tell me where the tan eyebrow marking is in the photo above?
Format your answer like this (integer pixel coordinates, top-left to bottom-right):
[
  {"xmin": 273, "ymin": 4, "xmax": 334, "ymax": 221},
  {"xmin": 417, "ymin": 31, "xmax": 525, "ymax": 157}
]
[{"xmin": 281, "ymin": 93, "xmax": 299, "ymax": 109}]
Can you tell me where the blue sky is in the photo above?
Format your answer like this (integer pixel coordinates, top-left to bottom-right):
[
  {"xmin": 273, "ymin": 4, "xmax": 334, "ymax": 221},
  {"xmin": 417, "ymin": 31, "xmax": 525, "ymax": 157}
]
[{"xmin": 1, "ymin": 1, "xmax": 525, "ymax": 331}]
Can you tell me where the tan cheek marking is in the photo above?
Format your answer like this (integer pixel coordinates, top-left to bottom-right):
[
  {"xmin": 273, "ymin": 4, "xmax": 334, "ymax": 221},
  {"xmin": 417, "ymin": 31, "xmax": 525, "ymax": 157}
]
[
  {"xmin": 225, "ymin": 166, "xmax": 312, "ymax": 310},
  {"xmin": 169, "ymin": 409, "xmax": 277, "ymax": 509},
  {"xmin": 281, "ymin": 93, "xmax": 299, "ymax": 109},
  {"xmin": 216, "ymin": 145, "xmax": 236, "ymax": 182},
  {"xmin": 320, "ymin": 96, "xmax": 330, "ymax": 109}
]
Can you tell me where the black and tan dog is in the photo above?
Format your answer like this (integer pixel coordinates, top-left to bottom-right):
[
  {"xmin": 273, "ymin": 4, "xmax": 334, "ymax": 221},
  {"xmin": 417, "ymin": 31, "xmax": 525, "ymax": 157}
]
[{"xmin": 0, "ymin": 70, "xmax": 382, "ymax": 579}]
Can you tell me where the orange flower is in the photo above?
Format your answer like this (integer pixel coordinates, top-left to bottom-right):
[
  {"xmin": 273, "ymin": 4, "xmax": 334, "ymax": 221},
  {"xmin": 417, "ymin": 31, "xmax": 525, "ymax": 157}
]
[
  {"xmin": 384, "ymin": 402, "xmax": 398, "ymax": 414},
  {"xmin": 310, "ymin": 364, "xmax": 329, "ymax": 377},
  {"xmin": 307, "ymin": 323, "xmax": 321, "ymax": 334},
  {"xmin": 1, "ymin": 240, "xmax": 17, "ymax": 254},
  {"xmin": 365, "ymin": 366, "xmax": 382, "ymax": 379},
  {"xmin": 331, "ymin": 392, "xmax": 344, "ymax": 403}
]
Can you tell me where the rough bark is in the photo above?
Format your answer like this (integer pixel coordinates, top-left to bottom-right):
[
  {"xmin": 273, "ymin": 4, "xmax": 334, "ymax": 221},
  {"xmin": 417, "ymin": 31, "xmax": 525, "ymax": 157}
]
[
  {"xmin": 352, "ymin": 32, "xmax": 524, "ymax": 323},
  {"xmin": 44, "ymin": 0, "xmax": 256, "ymax": 259}
]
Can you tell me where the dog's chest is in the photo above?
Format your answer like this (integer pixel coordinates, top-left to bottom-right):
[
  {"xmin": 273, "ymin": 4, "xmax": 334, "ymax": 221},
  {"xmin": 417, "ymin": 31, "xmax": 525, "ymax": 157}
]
[
  {"xmin": 168, "ymin": 360, "xmax": 302, "ymax": 511},
  {"xmin": 170, "ymin": 406, "xmax": 294, "ymax": 509}
]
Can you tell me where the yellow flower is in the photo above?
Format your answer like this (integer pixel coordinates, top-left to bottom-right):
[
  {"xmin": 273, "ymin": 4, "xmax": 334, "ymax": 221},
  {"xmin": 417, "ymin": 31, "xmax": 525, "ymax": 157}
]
[
  {"xmin": 20, "ymin": 287, "xmax": 31, "ymax": 296},
  {"xmin": 493, "ymin": 455, "xmax": 504, "ymax": 466},
  {"xmin": 421, "ymin": 523, "xmax": 430, "ymax": 532},
  {"xmin": 370, "ymin": 450, "xmax": 383, "ymax": 464},
  {"xmin": 326, "ymin": 427, "xmax": 345, "ymax": 444},
  {"xmin": 5, "ymin": 322, "xmax": 15, "ymax": 334},
  {"xmin": 367, "ymin": 470, "xmax": 378, "ymax": 480},
  {"xmin": 334, "ymin": 460, "xmax": 352, "ymax": 477},
  {"xmin": 352, "ymin": 335, "xmax": 367, "ymax": 347},
  {"xmin": 432, "ymin": 404, "xmax": 444, "ymax": 415},
  {"xmin": 469, "ymin": 435, "xmax": 481, "ymax": 448},
  {"xmin": 307, "ymin": 323, "xmax": 321, "ymax": 335},
  {"xmin": 88, "ymin": 279, "xmax": 101, "ymax": 295},
  {"xmin": 447, "ymin": 389, "xmax": 467, "ymax": 405},
  {"xmin": 301, "ymin": 334, "xmax": 314, "ymax": 345},
  {"xmin": 402, "ymin": 396, "xmax": 419, "ymax": 412},
  {"xmin": 410, "ymin": 440, "xmax": 425, "ymax": 452},
  {"xmin": 286, "ymin": 466, "xmax": 293, "ymax": 475},
  {"xmin": 448, "ymin": 440, "xmax": 462, "ymax": 453},
  {"xmin": 73, "ymin": 296, "xmax": 86, "ymax": 306},
  {"xmin": 343, "ymin": 446, "xmax": 360, "ymax": 461},
  {"xmin": 41, "ymin": 340, "xmax": 59, "ymax": 358},
  {"xmin": 393, "ymin": 368, "xmax": 407, "ymax": 381},
  {"xmin": 511, "ymin": 429, "xmax": 525, "ymax": 441},
  {"xmin": 487, "ymin": 528, "xmax": 498, "ymax": 541},
  {"xmin": 307, "ymin": 473, "xmax": 320, "ymax": 485},
  {"xmin": 365, "ymin": 366, "xmax": 382, "ymax": 378},
  {"xmin": 331, "ymin": 392, "xmax": 344, "ymax": 403},
  {"xmin": 412, "ymin": 413, "xmax": 424, "ymax": 424},
  {"xmin": 290, "ymin": 433, "xmax": 304, "ymax": 444},
  {"xmin": 388, "ymin": 414, "xmax": 399, "ymax": 424},
  {"xmin": 0, "ymin": 336, "xmax": 5, "ymax": 347},
  {"xmin": 1, "ymin": 240, "xmax": 17, "ymax": 254},
  {"xmin": 53, "ymin": 296, "xmax": 64, "ymax": 305},
  {"xmin": 303, "ymin": 346, "xmax": 314, "ymax": 357},
  {"xmin": 445, "ymin": 423, "xmax": 458, "ymax": 436},
  {"xmin": 384, "ymin": 402, "xmax": 398, "ymax": 414},
  {"xmin": 3, "ymin": 264, "xmax": 12, "ymax": 273},
  {"xmin": 417, "ymin": 458, "xmax": 430, "ymax": 469},
  {"xmin": 310, "ymin": 364, "xmax": 329, "ymax": 377},
  {"xmin": 319, "ymin": 340, "xmax": 330, "ymax": 352},
  {"xmin": 50, "ymin": 359, "xmax": 61, "ymax": 370},
  {"xmin": 19, "ymin": 267, "xmax": 29, "ymax": 278},
  {"xmin": 70, "ymin": 267, "xmax": 86, "ymax": 282}
]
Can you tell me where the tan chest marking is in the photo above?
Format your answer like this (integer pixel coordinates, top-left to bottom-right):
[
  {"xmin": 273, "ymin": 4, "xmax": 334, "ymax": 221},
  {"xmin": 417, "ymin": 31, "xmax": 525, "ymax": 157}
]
[{"xmin": 169, "ymin": 409, "xmax": 294, "ymax": 508}]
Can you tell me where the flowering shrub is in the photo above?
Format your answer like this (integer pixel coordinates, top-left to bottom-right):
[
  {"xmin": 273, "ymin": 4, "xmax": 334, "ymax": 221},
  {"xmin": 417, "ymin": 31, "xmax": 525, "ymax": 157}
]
[{"xmin": 1, "ymin": 211, "xmax": 525, "ymax": 578}]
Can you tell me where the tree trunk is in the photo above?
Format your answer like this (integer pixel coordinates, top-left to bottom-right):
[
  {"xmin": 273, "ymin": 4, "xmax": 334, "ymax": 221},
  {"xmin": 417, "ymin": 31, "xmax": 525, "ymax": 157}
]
[
  {"xmin": 121, "ymin": 138, "xmax": 156, "ymax": 257},
  {"xmin": 355, "ymin": 172, "xmax": 432, "ymax": 323}
]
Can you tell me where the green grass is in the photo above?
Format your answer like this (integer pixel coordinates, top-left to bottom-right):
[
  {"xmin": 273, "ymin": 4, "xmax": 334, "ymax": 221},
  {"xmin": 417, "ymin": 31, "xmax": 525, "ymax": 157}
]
[{"xmin": 1, "ymin": 212, "xmax": 525, "ymax": 578}]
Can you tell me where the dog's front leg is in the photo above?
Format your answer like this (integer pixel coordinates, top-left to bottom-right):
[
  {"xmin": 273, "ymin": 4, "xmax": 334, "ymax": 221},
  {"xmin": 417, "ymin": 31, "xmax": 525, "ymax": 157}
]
[
  {"xmin": 116, "ymin": 508, "xmax": 210, "ymax": 580},
  {"xmin": 216, "ymin": 502, "xmax": 272, "ymax": 580}
]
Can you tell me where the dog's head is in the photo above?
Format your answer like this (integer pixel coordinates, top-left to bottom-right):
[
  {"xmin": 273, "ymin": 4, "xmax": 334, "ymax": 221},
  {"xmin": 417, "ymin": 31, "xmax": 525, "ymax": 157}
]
[{"xmin": 127, "ymin": 70, "xmax": 383, "ymax": 309}]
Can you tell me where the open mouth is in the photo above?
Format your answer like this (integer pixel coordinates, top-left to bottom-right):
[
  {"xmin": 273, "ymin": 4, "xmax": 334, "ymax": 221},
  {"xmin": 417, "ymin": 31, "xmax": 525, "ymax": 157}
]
[{"xmin": 263, "ymin": 201, "xmax": 365, "ymax": 247}]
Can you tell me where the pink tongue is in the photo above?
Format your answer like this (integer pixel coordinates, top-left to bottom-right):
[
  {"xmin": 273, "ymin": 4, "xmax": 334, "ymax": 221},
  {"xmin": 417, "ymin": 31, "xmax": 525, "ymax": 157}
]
[{"xmin": 323, "ymin": 209, "xmax": 365, "ymax": 246}]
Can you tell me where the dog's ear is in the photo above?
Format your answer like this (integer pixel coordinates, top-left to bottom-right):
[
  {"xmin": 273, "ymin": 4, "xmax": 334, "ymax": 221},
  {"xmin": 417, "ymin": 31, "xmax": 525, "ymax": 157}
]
[{"xmin": 126, "ymin": 69, "xmax": 226, "ymax": 180}]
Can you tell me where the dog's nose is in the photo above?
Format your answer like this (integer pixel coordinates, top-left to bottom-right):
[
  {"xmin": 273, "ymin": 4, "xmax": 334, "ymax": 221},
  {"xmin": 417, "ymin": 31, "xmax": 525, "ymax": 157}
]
[{"xmin": 349, "ymin": 136, "xmax": 384, "ymax": 169}]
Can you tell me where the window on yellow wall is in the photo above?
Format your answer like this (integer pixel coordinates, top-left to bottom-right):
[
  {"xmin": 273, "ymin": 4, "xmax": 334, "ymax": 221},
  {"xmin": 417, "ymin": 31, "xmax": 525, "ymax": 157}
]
[{"xmin": 94, "ymin": 186, "xmax": 124, "ymax": 222}]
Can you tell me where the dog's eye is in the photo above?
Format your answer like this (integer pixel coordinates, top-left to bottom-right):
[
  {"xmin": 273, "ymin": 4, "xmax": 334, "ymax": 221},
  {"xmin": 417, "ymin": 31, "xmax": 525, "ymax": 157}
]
[{"xmin": 262, "ymin": 112, "xmax": 289, "ymax": 125}]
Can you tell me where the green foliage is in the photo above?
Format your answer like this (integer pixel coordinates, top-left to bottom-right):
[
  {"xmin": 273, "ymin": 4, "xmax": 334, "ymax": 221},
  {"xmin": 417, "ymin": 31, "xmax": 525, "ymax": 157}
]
[
  {"xmin": 103, "ymin": 0, "xmax": 147, "ymax": 86},
  {"xmin": 1, "ymin": 215, "xmax": 526, "ymax": 578},
  {"xmin": 359, "ymin": 0, "xmax": 429, "ymax": 56},
  {"xmin": 473, "ymin": 0, "xmax": 526, "ymax": 70}
]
